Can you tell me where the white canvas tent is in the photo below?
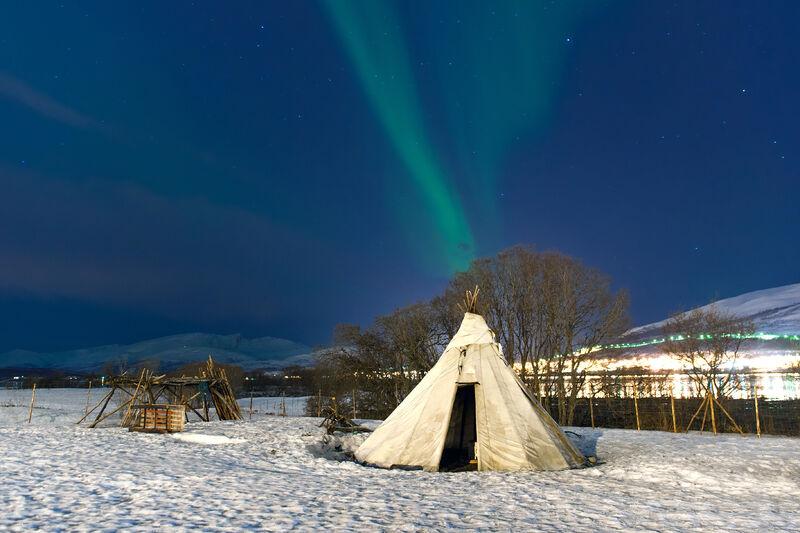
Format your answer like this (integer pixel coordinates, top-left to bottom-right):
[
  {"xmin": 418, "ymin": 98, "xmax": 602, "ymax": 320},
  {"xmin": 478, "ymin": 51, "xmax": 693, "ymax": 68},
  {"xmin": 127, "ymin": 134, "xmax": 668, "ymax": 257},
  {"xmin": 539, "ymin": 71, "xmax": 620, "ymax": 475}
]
[{"xmin": 355, "ymin": 312, "xmax": 585, "ymax": 472}]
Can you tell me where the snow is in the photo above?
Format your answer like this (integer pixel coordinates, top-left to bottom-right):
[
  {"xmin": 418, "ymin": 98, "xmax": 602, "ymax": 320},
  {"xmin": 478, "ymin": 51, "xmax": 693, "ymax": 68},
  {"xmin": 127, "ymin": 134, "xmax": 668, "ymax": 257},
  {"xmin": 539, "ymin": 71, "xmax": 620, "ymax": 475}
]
[
  {"xmin": 0, "ymin": 389, "xmax": 309, "ymax": 427},
  {"xmin": 241, "ymin": 395, "xmax": 308, "ymax": 417},
  {"xmin": 170, "ymin": 433, "xmax": 246, "ymax": 445},
  {"xmin": 0, "ymin": 387, "xmax": 94, "ymax": 427},
  {"xmin": 1, "ymin": 390, "xmax": 799, "ymax": 531}
]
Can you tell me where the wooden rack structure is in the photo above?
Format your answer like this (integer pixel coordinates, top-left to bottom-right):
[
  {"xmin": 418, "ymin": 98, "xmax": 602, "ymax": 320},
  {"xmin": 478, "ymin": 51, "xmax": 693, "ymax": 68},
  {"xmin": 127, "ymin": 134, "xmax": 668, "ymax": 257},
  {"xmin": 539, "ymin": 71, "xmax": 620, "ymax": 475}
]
[{"xmin": 77, "ymin": 356, "xmax": 242, "ymax": 428}]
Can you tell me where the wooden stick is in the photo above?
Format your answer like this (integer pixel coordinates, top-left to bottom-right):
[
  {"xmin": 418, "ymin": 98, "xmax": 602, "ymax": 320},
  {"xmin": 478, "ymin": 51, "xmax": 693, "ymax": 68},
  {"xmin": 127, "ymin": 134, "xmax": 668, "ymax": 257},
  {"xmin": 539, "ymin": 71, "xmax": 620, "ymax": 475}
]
[
  {"xmin": 685, "ymin": 396, "xmax": 706, "ymax": 432},
  {"xmin": 317, "ymin": 389, "xmax": 322, "ymax": 417},
  {"xmin": 589, "ymin": 397, "xmax": 595, "ymax": 429},
  {"xmin": 708, "ymin": 391, "xmax": 717, "ymax": 435},
  {"xmin": 123, "ymin": 370, "xmax": 146, "ymax": 427},
  {"xmin": 184, "ymin": 390, "xmax": 202, "ymax": 404},
  {"xmin": 114, "ymin": 386, "xmax": 136, "ymax": 398},
  {"xmin": 151, "ymin": 384, "xmax": 169, "ymax": 403},
  {"xmin": 76, "ymin": 389, "xmax": 113, "ymax": 425},
  {"xmin": 188, "ymin": 404, "xmax": 207, "ymax": 422},
  {"xmin": 633, "ymin": 387, "xmax": 640, "ymax": 431},
  {"xmin": 699, "ymin": 396, "xmax": 709, "ymax": 432},
  {"xmin": 89, "ymin": 397, "xmax": 132, "ymax": 428},
  {"xmin": 146, "ymin": 371, "xmax": 157, "ymax": 403},
  {"xmin": 27, "ymin": 383, "xmax": 37, "ymax": 424},
  {"xmin": 713, "ymin": 396, "xmax": 745, "ymax": 435},
  {"xmin": 753, "ymin": 386, "xmax": 761, "ymax": 438},
  {"xmin": 670, "ymin": 394, "xmax": 677, "ymax": 433},
  {"xmin": 91, "ymin": 387, "xmax": 115, "ymax": 426},
  {"xmin": 249, "ymin": 390, "xmax": 253, "ymax": 421}
]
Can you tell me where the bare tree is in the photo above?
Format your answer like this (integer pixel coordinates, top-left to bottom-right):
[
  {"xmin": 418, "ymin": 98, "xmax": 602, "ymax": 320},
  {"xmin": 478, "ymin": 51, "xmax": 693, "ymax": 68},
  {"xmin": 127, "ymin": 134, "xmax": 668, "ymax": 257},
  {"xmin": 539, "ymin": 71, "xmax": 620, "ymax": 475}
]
[
  {"xmin": 312, "ymin": 302, "xmax": 450, "ymax": 418},
  {"xmin": 541, "ymin": 253, "xmax": 630, "ymax": 425},
  {"xmin": 314, "ymin": 246, "xmax": 628, "ymax": 424},
  {"xmin": 445, "ymin": 246, "xmax": 553, "ymax": 384},
  {"xmin": 376, "ymin": 302, "xmax": 447, "ymax": 376},
  {"xmin": 662, "ymin": 305, "xmax": 755, "ymax": 398},
  {"xmin": 443, "ymin": 247, "xmax": 629, "ymax": 425}
]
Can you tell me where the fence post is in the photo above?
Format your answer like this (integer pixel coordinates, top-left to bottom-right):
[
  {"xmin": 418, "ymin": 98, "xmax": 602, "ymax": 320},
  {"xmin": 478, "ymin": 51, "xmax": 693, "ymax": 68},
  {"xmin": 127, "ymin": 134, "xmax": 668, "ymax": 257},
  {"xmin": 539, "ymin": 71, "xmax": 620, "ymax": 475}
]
[
  {"xmin": 670, "ymin": 394, "xmax": 677, "ymax": 433},
  {"xmin": 633, "ymin": 386, "xmax": 641, "ymax": 431},
  {"xmin": 27, "ymin": 383, "xmax": 37, "ymax": 424},
  {"xmin": 85, "ymin": 379, "xmax": 93, "ymax": 416},
  {"xmin": 589, "ymin": 397, "xmax": 595, "ymax": 429},
  {"xmin": 249, "ymin": 390, "xmax": 253, "ymax": 421},
  {"xmin": 317, "ymin": 389, "xmax": 322, "ymax": 417},
  {"xmin": 753, "ymin": 385, "xmax": 761, "ymax": 438}
]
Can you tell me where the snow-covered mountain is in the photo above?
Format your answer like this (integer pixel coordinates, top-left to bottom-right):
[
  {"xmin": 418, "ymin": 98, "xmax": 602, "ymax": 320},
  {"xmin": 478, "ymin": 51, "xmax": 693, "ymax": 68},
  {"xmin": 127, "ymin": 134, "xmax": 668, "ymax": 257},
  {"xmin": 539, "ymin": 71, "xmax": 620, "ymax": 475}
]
[
  {"xmin": 0, "ymin": 333, "xmax": 315, "ymax": 373},
  {"xmin": 626, "ymin": 282, "xmax": 800, "ymax": 340},
  {"xmin": 605, "ymin": 283, "xmax": 800, "ymax": 373}
]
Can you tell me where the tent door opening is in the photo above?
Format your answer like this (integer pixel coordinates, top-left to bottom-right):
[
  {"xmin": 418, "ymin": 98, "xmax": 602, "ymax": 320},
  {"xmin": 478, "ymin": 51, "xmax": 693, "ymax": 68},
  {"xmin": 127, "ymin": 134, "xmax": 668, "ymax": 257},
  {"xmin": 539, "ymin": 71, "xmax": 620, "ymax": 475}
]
[{"xmin": 439, "ymin": 384, "xmax": 478, "ymax": 471}]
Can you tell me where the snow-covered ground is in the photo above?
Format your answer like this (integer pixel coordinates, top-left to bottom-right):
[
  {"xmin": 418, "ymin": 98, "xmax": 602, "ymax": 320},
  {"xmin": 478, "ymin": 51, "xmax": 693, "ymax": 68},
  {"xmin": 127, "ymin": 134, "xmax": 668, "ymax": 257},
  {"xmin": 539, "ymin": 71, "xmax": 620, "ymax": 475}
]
[
  {"xmin": 0, "ymin": 388, "xmax": 308, "ymax": 427},
  {"xmin": 0, "ymin": 387, "xmax": 93, "ymax": 426},
  {"xmin": 241, "ymin": 395, "xmax": 308, "ymax": 418},
  {"xmin": 1, "ymin": 391, "xmax": 799, "ymax": 531}
]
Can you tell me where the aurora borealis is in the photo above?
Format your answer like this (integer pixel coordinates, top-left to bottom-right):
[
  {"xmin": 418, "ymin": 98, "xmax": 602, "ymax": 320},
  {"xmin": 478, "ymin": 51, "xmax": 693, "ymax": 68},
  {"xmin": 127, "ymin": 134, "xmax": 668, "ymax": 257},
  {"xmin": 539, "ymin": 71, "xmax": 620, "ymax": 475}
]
[
  {"xmin": 322, "ymin": 1, "xmax": 597, "ymax": 272},
  {"xmin": 323, "ymin": 0, "xmax": 474, "ymax": 272},
  {"xmin": 1, "ymin": 1, "xmax": 799, "ymax": 350}
]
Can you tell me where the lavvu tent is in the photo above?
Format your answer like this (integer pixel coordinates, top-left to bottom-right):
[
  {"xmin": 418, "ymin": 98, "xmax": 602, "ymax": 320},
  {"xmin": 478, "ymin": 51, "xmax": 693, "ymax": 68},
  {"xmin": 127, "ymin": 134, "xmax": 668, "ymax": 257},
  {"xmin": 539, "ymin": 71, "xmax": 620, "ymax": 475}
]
[{"xmin": 355, "ymin": 311, "xmax": 585, "ymax": 472}]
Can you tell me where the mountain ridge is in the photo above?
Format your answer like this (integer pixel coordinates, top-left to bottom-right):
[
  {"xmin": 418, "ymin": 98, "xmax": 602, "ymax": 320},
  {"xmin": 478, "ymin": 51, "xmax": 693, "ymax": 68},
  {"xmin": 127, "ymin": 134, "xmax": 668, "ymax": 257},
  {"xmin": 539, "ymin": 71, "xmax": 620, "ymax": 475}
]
[
  {"xmin": 0, "ymin": 332, "xmax": 315, "ymax": 373},
  {"xmin": 625, "ymin": 282, "xmax": 800, "ymax": 341}
]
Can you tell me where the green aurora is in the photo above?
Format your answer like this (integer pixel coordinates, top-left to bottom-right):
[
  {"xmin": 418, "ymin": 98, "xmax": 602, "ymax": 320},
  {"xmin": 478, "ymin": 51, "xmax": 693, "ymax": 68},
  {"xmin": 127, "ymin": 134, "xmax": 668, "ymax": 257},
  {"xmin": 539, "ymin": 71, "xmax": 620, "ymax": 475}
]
[
  {"xmin": 323, "ymin": 1, "xmax": 605, "ymax": 274},
  {"xmin": 323, "ymin": 0, "xmax": 474, "ymax": 273}
]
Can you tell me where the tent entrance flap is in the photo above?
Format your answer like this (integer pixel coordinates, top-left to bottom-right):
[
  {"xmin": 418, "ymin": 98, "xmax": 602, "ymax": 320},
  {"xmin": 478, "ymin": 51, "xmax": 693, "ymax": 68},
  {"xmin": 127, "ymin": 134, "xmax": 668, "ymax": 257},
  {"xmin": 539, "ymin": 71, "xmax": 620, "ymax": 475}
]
[{"xmin": 439, "ymin": 384, "xmax": 478, "ymax": 471}]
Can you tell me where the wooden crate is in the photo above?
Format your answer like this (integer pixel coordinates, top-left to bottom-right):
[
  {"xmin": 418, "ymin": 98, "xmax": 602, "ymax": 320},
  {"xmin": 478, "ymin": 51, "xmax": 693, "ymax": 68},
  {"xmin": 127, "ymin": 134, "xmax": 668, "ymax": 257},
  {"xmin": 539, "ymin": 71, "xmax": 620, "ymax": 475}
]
[{"xmin": 129, "ymin": 404, "xmax": 186, "ymax": 433}]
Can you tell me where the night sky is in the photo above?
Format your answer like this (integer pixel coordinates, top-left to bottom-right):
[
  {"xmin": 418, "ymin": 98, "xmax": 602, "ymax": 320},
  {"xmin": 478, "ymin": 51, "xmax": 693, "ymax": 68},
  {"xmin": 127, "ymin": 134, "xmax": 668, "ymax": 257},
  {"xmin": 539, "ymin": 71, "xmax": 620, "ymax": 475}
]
[{"xmin": 1, "ymin": 1, "xmax": 798, "ymax": 352}]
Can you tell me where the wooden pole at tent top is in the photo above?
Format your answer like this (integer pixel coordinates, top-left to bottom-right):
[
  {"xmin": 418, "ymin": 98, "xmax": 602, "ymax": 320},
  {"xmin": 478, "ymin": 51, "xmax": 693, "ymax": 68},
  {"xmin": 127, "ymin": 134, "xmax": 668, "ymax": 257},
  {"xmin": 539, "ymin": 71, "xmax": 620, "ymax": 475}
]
[
  {"xmin": 458, "ymin": 286, "xmax": 480, "ymax": 314},
  {"xmin": 753, "ymin": 385, "xmax": 761, "ymax": 438},
  {"xmin": 27, "ymin": 383, "xmax": 37, "ymax": 424},
  {"xmin": 670, "ymin": 394, "xmax": 677, "ymax": 433}
]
